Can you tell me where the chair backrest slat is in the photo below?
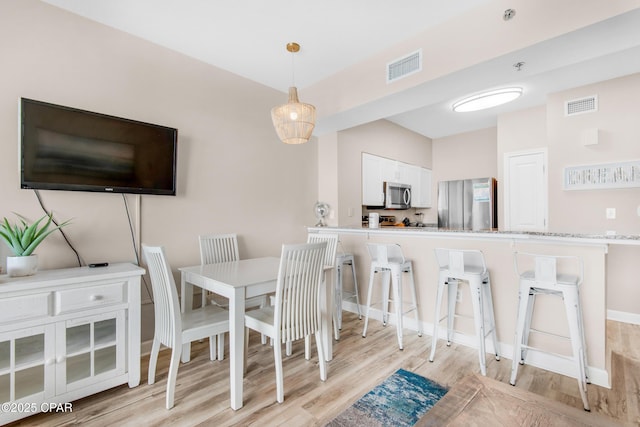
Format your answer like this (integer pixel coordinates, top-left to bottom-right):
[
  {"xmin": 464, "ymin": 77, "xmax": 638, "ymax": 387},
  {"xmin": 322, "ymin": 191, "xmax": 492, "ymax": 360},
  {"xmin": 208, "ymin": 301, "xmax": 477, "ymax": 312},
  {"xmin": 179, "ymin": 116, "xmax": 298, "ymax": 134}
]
[
  {"xmin": 274, "ymin": 242, "xmax": 326, "ymax": 344},
  {"xmin": 142, "ymin": 245, "xmax": 181, "ymax": 348},
  {"xmin": 199, "ymin": 233, "xmax": 240, "ymax": 264},
  {"xmin": 307, "ymin": 233, "xmax": 338, "ymax": 268}
]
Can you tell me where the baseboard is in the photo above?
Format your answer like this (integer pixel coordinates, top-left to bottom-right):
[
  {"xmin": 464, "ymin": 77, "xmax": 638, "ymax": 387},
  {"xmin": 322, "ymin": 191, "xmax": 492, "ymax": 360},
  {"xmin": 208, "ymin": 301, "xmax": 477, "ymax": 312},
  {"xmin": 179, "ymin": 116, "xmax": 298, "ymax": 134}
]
[
  {"xmin": 344, "ymin": 302, "xmax": 610, "ymax": 388},
  {"xmin": 141, "ymin": 339, "xmax": 154, "ymax": 357},
  {"xmin": 607, "ymin": 309, "xmax": 640, "ymax": 326}
]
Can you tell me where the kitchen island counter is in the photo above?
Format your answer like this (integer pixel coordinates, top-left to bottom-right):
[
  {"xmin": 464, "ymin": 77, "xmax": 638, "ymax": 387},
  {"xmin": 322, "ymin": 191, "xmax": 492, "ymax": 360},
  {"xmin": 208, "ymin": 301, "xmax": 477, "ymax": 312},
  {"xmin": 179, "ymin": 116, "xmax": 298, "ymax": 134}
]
[
  {"xmin": 309, "ymin": 225, "xmax": 640, "ymax": 246},
  {"xmin": 309, "ymin": 225, "xmax": 640, "ymax": 391}
]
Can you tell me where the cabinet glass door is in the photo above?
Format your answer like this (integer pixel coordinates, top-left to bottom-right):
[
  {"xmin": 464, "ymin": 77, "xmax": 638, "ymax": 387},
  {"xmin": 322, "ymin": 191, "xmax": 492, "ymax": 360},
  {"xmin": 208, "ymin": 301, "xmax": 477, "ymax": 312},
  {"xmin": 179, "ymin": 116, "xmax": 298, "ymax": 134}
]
[
  {"xmin": 57, "ymin": 311, "xmax": 125, "ymax": 394},
  {"xmin": 0, "ymin": 326, "xmax": 55, "ymax": 403}
]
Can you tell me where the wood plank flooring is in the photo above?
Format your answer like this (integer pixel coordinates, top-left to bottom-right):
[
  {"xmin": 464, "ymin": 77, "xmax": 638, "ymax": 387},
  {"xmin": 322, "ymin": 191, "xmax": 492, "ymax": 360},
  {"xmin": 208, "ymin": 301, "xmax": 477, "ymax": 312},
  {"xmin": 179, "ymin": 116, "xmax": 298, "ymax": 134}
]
[{"xmin": 8, "ymin": 313, "xmax": 640, "ymax": 426}]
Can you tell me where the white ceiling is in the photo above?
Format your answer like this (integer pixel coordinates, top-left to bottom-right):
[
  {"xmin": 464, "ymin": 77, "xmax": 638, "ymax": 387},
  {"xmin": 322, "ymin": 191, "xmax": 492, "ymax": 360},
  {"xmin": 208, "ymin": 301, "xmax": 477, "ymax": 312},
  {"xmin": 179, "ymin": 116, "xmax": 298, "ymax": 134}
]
[{"xmin": 41, "ymin": 1, "xmax": 640, "ymax": 138}]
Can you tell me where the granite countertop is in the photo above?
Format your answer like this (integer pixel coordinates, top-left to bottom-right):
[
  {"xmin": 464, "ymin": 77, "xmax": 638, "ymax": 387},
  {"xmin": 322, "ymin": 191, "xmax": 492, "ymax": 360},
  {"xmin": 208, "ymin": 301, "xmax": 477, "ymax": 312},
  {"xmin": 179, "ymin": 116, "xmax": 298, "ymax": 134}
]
[{"xmin": 309, "ymin": 224, "xmax": 640, "ymax": 245}]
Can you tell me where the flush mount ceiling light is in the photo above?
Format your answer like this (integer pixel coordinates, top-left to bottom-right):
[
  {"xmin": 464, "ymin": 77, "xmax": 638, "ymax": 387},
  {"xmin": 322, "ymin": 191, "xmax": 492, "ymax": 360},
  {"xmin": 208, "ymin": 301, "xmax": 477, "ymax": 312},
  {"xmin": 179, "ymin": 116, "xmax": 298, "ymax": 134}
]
[
  {"xmin": 271, "ymin": 42, "xmax": 316, "ymax": 144},
  {"xmin": 452, "ymin": 87, "xmax": 523, "ymax": 113}
]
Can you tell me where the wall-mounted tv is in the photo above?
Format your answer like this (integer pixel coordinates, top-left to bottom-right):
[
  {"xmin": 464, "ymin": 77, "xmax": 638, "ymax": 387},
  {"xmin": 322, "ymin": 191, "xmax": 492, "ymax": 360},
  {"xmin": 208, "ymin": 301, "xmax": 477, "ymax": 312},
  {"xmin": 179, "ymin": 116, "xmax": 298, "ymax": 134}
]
[{"xmin": 20, "ymin": 98, "xmax": 177, "ymax": 195}]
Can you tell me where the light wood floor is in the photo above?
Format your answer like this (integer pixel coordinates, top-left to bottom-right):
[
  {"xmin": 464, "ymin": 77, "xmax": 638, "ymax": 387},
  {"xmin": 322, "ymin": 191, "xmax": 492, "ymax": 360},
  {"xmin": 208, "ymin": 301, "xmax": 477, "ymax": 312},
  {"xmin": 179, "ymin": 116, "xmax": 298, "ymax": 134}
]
[{"xmin": 9, "ymin": 313, "xmax": 640, "ymax": 426}]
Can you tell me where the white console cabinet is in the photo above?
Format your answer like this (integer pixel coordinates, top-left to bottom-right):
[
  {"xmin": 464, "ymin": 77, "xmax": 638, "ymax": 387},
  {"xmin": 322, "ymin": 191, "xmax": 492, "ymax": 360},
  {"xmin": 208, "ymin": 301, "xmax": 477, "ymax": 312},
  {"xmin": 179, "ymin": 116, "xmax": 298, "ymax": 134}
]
[{"xmin": 0, "ymin": 263, "xmax": 144, "ymax": 425}]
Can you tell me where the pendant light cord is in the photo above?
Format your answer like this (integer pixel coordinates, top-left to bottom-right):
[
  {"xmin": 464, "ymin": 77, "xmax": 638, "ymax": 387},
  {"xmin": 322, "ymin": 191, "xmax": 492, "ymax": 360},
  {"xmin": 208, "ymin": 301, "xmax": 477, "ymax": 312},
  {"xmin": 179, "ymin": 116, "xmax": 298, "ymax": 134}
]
[{"xmin": 290, "ymin": 50, "xmax": 296, "ymax": 86}]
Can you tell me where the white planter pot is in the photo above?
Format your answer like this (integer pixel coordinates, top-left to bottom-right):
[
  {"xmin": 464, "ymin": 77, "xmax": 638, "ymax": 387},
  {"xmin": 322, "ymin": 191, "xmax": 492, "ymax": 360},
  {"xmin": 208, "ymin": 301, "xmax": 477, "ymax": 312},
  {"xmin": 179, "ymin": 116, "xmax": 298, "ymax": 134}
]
[{"xmin": 7, "ymin": 255, "xmax": 38, "ymax": 277}]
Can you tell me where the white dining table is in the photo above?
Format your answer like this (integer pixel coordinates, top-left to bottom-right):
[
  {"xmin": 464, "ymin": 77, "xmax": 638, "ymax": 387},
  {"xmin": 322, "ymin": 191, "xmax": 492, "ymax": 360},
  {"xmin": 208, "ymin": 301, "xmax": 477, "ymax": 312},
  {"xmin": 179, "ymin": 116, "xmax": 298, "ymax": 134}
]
[{"xmin": 179, "ymin": 256, "xmax": 333, "ymax": 410}]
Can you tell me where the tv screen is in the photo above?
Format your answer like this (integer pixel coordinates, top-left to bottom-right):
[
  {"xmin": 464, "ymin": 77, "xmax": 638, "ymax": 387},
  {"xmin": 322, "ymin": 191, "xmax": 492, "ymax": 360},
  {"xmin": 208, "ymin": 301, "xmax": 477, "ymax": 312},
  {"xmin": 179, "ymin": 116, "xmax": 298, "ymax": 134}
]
[{"xmin": 20, "ymin": 98, "xmax": 177, "ymax": 195}]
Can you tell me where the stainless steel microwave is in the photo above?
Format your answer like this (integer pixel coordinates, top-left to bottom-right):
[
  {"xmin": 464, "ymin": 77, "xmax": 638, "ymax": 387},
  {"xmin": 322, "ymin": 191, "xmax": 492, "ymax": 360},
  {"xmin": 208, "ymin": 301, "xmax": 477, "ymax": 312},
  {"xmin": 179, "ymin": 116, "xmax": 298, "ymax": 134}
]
[{"xmin": 384, "ymin": 182, "xmax": 411, "ymax": 209}]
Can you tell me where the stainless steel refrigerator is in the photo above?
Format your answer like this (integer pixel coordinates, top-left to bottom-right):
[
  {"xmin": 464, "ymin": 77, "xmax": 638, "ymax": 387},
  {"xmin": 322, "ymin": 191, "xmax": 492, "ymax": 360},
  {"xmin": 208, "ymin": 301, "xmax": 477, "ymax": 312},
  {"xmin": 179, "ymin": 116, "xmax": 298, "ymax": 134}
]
[{"xmin": 437, "ymin": 177, "xmax": 497, "ymax": 230}]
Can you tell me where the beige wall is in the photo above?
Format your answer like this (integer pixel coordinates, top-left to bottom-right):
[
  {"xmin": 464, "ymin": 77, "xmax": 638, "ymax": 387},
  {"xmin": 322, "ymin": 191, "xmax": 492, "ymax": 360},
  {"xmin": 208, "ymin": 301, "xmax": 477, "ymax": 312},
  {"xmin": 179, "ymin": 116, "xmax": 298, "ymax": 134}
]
[
  {"xmin": 306, "ymin": 0, "xmax": 640, "ymax": 131},
  {"xmin": 0, "ymin": 1, "xmax": 318, "ymax": 341},
  {"xmin": 431, "ymin": 127, "xmax": 498, "ymax": 224},
  {"xmin": 546, "ymin": 74, "xmax": 640, "ymax": 235},
  {"xmin": 496, "ymin": 105, "xmax": 548, "ymax": 229},
  {"xmin": 333, "ymin": 120, "xmax": 432, "ymax": 226},
  {"xmin": 497, "ymin": 74, "xmax": 640, "ymax": 316}
]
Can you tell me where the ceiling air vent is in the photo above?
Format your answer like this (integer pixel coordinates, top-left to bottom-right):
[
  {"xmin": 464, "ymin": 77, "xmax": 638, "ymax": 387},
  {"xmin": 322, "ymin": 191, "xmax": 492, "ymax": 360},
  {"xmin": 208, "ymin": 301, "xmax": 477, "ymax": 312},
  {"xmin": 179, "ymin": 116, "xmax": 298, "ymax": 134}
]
[
  {"xmin": 386, "ymin": 49, "xmax": 422, "ymax": 83},
  {"xmin": 565, "ymin": 95, "xmax": 598, "ymax": 116}
]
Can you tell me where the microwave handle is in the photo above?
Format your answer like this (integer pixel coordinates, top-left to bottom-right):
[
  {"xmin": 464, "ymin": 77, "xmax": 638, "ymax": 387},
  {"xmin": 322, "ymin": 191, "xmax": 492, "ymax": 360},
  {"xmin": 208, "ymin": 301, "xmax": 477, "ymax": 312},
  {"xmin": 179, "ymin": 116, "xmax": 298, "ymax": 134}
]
[{"xmin": 404, "ymin": 188, "xmax": 411, "ymax": 205}]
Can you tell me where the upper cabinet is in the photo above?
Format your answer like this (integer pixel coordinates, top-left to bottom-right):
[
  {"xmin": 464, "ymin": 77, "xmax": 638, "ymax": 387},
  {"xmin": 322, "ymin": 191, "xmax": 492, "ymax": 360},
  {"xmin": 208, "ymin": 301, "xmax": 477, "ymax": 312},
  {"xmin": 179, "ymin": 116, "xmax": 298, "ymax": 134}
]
[
  {"xmin": 361, "ymin": 153, "xmax": 431, "ymax": 208},
  {"xmin": 362, "ymin": 153, "xmax": 385, "ymax": 206},
  {"xmin": 408, "ymin": 165, "xmax": 432, "ymax": 208}
]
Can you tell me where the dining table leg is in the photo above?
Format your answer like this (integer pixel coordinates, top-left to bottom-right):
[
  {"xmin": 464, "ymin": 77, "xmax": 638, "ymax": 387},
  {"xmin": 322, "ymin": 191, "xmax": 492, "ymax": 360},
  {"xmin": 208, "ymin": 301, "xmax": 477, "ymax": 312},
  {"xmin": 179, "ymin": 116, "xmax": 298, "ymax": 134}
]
[
  {"xmin": 229, "ymin": 286, "xmax": 246, "ymax": 410},
  {"xmin": 180, "ymin": 273, "xmax": 194, "ymax": 363}
]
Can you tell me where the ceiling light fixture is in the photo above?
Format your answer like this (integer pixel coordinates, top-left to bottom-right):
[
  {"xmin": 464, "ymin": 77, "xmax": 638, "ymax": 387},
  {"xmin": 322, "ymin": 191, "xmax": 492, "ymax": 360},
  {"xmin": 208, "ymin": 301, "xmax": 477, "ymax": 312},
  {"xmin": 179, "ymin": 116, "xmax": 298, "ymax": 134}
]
[
  {"xmin": 271, "ymin": 42, "xmax": 316, "ymax": 144},
  {"xmin": 452, "ymin": 87, "xmax": 523, "ymax": 113}
]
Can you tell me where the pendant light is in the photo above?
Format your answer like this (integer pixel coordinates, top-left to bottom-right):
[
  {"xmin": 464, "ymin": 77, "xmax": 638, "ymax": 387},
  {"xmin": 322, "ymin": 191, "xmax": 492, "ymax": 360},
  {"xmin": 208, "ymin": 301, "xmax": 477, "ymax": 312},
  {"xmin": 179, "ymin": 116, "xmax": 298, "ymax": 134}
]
[{"xmin": 271, "ymin": 42, "xmax": 316, "ymax": 144}]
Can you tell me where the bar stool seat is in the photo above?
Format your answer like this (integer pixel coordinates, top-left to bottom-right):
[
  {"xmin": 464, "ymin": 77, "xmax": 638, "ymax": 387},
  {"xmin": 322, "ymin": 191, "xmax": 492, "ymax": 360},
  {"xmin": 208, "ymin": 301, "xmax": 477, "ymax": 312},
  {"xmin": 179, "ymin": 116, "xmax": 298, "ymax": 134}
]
[
  {"xmin": 429, "ymin": 248, "xmax": 499, "ymax": 376},
  {"xmin": 334, "ymin": 252, "xmax": 361, "ymax": 340},
  {"xmin": 362, "ymin": 243, "xmax": 421, "ymax": 350},
  {"xmin": 510, "ymin": 252, "xmax": 590, "ymax": 411}
]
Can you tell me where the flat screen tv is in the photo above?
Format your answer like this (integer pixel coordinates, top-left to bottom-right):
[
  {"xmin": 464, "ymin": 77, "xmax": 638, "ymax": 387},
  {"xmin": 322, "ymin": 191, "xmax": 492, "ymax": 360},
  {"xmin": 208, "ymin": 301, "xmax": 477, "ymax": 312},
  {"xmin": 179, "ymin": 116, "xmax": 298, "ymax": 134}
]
[{"xmin": 20, "ymin": 98, "xmax": 177, "ymax": 195}]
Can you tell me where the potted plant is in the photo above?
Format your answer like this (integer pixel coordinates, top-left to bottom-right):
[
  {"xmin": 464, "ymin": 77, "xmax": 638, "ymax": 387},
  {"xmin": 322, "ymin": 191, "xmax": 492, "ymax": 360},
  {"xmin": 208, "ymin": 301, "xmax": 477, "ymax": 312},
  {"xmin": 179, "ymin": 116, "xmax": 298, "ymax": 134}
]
[{"xmin": 0, "ymin": 213, "xmax": 71, "ymax": 277}]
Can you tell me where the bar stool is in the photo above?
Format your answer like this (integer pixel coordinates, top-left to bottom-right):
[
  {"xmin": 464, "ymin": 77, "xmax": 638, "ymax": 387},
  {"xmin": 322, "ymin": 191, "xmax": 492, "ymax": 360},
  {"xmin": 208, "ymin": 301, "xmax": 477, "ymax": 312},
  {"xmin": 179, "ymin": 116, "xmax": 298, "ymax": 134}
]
[
  {"xmin": 334, "ymin": 249, "xmax": 361, "ymax": 340},
  {"xmin": 362, "ymin": 243, "xmax": 422, "ymax": 350},
  {"xmin": 429, "ymin": 248, "xmax": 499, "ymax": 376},
  {"xmin": 510, "ymin": 252, "xmax": 590, "ymax": 411}
]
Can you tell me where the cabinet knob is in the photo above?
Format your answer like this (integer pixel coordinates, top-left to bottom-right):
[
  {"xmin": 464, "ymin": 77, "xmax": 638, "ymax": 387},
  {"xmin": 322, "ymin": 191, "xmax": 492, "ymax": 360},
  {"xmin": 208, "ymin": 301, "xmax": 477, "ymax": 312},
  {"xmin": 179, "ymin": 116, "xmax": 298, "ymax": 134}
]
[
  {"xmin": 90, "ymin": 294, "xmax": 104, "ymax": 301},
  {"xmin": 56, "ymin": 356, "xmax": 66, "ymax": 364},
  {"xmin": 45, "ymin": 358, "xmax": 56, "ymax": 366}
]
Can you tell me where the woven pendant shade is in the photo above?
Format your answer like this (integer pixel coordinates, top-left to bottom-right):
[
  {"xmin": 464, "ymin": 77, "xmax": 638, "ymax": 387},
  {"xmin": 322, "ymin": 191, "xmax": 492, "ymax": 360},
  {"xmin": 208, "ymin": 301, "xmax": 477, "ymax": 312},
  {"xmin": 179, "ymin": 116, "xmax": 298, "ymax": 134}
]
[
  {"xmin": 271, "ymin": 87, "xmax": 316, "ymax": 144},
  {"xmin": 271, "ymin": 42, "xmax": 316, "ymax": 144}
]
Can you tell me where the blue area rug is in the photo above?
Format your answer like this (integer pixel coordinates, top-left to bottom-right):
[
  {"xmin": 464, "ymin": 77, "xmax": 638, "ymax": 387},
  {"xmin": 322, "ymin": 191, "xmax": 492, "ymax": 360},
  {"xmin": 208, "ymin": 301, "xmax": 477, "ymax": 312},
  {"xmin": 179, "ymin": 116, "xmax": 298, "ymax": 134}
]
[{"xmin": 326, "ymin": 369, "xmax": 448, "ymax": 427}]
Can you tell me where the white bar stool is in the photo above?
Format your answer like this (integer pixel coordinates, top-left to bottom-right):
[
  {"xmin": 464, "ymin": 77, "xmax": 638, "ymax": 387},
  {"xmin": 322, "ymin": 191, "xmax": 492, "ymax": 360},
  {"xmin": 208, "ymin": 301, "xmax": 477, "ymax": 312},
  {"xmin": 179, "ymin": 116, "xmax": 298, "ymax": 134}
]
[
  {"xmin": 334, "ymin": 251, "xmax": 361, "ymax": 340},
  {"xmin": 362, "ymin": 243, "xmax": 422, "ymax": 350},
  {"xmin": 429, "ymin": 248, "xmax": 499, "ymax": 376},
  {"xmin": 510, "ymin": 252, "xmax": 590, "ymax": 411}
]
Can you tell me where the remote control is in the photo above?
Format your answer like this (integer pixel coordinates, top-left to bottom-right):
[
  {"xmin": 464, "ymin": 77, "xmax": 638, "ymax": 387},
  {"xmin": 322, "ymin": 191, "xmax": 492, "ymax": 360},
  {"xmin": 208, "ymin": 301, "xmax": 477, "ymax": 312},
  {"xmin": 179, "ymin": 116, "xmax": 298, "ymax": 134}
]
[{"xmin": 89, "ymin": 263, "xmax": 109, "ymax": 268}]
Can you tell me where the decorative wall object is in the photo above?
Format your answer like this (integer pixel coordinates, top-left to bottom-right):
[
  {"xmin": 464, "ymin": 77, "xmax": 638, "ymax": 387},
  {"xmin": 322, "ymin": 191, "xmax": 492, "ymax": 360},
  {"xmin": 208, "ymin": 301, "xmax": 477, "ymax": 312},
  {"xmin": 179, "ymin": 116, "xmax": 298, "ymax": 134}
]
[{"xmin": 563, "ymin": 160, "xmax": 640, "ymax": 190}]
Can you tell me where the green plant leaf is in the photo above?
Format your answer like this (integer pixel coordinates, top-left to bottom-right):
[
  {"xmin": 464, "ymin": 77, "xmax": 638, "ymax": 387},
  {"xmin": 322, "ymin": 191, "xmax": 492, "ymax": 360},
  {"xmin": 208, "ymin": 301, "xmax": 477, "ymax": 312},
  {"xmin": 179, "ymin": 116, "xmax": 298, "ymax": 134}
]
[
  {"xmin": 0, "ymin": 229, "xmax": 21, "ymax": 256},
  {"xmin": 20, "ymin": 215, "xmax": 46, "ymax": 249},
  {"xmin": 1, "ymin": 214, "xmax": 71, "ymax": 257},
  {"xmin": 22, "ymin": 218, "xmax": 72, "ymax": 256}
]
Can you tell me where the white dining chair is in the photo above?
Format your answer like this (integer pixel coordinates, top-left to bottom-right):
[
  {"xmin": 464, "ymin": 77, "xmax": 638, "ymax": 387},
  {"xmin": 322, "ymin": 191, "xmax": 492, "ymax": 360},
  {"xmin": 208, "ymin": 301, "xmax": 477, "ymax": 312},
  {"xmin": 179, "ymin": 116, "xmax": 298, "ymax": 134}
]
[
  {"xmin": 199, "ymin": 233, "xmax": 269, "ymax": 358},
  {"xmin": 244, "ymin": 241, "xmax": 328, "ymax": 403},
  {"xmin": 290, "ymin": 233, "xmax": 338, "ymax": 359},
  {"xmin": 143, "ymin": 244, "xmax": 230, "ymax": 409}
]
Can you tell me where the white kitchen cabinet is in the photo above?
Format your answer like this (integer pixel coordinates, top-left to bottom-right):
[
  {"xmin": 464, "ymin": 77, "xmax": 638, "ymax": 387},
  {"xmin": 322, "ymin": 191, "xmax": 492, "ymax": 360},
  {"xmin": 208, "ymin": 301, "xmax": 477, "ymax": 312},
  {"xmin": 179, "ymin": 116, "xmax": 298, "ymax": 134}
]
[
  {"xmin": 0, "ymin": 263, "xmax": 144, "ymax": 424},
  {"xmin": 411, "ymin": 167, "xmax": 432, "ymax": 208},
  {"xmin": 382, "ymin": 157, "xmax": 400, "ymax": 183},
  {"xmin": 362, "ymin": 153, "xmax": 385, "ymax": 206},
  {"xmin": 362, "ymin": 152, "xmax": 431, "ymax": 208}
]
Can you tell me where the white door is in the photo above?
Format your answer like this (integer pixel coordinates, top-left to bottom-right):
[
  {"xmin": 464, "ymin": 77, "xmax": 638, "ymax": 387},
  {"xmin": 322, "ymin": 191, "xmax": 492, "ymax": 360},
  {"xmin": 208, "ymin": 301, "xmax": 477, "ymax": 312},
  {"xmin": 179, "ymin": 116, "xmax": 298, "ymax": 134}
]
[{"xmin": 504, "ymin": 149, "xmax": 548, "ymax": 231}]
